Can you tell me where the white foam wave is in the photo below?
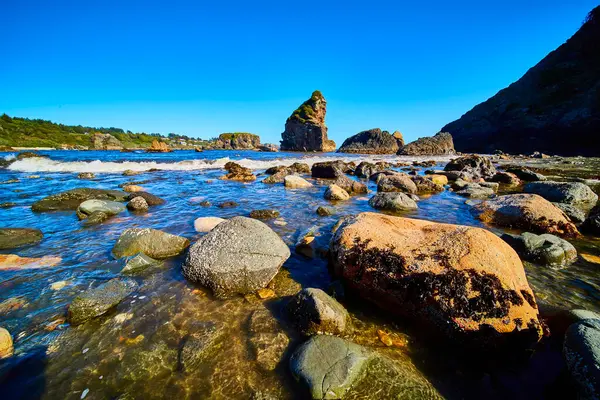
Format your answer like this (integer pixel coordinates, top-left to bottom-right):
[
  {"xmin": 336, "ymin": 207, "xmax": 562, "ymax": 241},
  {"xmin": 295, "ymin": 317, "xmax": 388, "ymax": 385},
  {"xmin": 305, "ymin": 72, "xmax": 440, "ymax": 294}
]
[{"xmin": 7, "ymin": 154, "xmax": 455, "ymax": 173}]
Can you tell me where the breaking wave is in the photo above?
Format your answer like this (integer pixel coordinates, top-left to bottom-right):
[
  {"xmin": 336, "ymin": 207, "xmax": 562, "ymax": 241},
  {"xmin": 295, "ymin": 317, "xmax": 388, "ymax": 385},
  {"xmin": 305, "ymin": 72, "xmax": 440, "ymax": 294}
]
[{"xmin": 6, "ymin": 154, "xmax": 455, "ymax": 173}]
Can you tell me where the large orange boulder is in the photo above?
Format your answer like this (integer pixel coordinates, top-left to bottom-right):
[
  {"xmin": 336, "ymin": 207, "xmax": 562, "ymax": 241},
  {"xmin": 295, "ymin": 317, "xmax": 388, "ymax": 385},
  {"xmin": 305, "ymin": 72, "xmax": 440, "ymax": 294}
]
[
  {"xmin": 330, "ymin": 212, "xmax": 543, "ymax": 347},
  {"xmin": 473, "ymin": 193, "xmax": 579, "ymax": 237}
]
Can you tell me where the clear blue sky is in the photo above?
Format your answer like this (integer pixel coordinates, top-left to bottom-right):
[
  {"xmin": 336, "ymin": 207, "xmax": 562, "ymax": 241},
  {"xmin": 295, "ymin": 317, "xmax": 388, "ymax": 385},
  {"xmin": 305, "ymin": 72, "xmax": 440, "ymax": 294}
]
[{"xmin": 1, "ymin": 1, "xmax": 596, "ymax": 144}]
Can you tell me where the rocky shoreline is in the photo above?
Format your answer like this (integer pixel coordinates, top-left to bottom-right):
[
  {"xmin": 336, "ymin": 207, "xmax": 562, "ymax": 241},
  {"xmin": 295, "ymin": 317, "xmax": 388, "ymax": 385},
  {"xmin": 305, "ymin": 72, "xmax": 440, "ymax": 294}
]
[{"xmin": 1, "ymin": 150, "xmax": 599, "ymax": 398}]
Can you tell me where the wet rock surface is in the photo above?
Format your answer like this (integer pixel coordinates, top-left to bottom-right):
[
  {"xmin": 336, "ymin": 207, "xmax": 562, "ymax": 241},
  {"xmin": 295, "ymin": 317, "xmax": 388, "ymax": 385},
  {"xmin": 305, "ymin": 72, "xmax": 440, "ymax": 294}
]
[
  {"xmin": 0, "ymin": 228, "xmax": 43, "ymax": 250},
  {"xmin": 564, "ymin": 319, "xmax": 600, "ymax": 399},
  {"xmin": 112, "ymin": 228, "xmax": 190, "ymax": 259},
  {"xmin": 248, "ymin": 308, "xmax": 290, "ymax": 371},
  {"xmin": 68, "ymin": 278, "xmax": 138, "ymax": 325},
  {"xmin": 444, "ymin": 154, "xmax": 497, "ymax": 180},
  {"xmin": 286, "ymin": 288, "xmax": 351, "ymax": 336},
  {"xmin": 32, "ymin": 188, "xmax": 128, "ymax": 211},
  {"xmin": 368, "ymin": 192, "xmax": 418, "ymax": 212},
  {"xmin": 501, "ymin": 232, "xmax": 578, "ymax": 267},
  {"xmin": 183, "ymin": 217, "xmax": 290, "ymax": 297},
  {"xmin": 524, "ymin": 181, "xmax": 598, "ymax": 205}
]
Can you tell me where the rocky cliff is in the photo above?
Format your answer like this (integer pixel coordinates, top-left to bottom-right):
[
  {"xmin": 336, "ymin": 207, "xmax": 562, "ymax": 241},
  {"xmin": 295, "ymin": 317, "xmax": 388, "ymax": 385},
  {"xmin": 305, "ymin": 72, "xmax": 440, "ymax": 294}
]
[
  {"xmin": 214, "ymin": 133, "xmax": 261, "ymax": 150},
  {"xmin": 91, "ymin": 133, "xmax": 123, "ymax": 150},
  {"xmin": 338, "ymin": 128, "xmax": 400, "ymax": 154},
  {"xmin": 442, "ymin": 6, "xmax": 600, "ymax": 156},
  {"xmin": 398, "ymin": 132, "xmax": 455, "ymax": 155},
  {"xmin": 280, "ymin": 91, "xmax": 336, "ymax": 152}
]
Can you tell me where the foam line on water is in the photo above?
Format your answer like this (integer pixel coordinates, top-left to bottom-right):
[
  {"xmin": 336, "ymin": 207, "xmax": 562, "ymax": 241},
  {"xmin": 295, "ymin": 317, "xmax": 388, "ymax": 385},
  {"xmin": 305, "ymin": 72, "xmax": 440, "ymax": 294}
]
[{"xmin": 6, "ymin": 154, "xmax": 455, "ymax": 173}]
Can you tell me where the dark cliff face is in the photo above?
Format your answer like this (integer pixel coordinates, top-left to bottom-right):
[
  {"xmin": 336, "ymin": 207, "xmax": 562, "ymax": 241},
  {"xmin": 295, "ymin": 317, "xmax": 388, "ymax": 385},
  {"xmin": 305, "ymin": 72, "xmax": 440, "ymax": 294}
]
[
  {"xmin": 280, "ymin": 91, "xmax": 336, "ymax": 152},
  {"xmin": 442, "ymin": 7, "xmax": 600, "ymax": 156}
]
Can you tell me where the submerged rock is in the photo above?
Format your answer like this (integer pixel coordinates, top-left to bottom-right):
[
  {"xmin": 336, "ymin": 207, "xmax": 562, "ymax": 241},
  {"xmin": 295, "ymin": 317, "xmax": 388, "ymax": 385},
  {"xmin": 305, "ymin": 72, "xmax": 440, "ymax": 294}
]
[
  {"xmin": 444, "ymin": 154, "xmax": 496, "ymax": 180},
  {"xmin": 324, "ymin": 184, "xmax": 350, "ymax": 201},
  {"xmin": 68, "ymin": 278, "xmax": 138, "ymax": 325},
  {"xmin": 77, "ymin": 199, "xmax": 126, "ymax": 219},
  {"xmin": 249, "ymin": 209, "xmax": 280, "ymax": 220},
  {"xmin": 112, "ymin": 228, "xmax": 190, "ymax": 259},
  {"xmin": 32, "ymin": 188, "xmax": 128, "ymax": 212},
  {"xmin": 290, "ymin": 335, "xmax": 370, "ymax": 400},
  {"xmin": 501, "ymin": 232, "xmax": 577, "ymax": 267},
  {"xmin": 120, "ymin": 253, "xmax": 163, "ymax": 275},
  {"xmin": 0, "ymin": 228, "xmax": 43, "ymax": 250},
  {"xmin": 179, "ymin": 321, "xmax": 224, "ymax": 371},
  {"xmin": 564, "ymin": 319, "xmax": 600, "ymax": 399},
  {"xmin": 194, "ymin": 217, "xmax": 225, "ymax": 232},
  {"xmin": 338, "ymin": 128, "xmax": 399, "ymax": 154},
  {"xmin": 474, "ymin": 194, "xmax": 579, "ymax": 237},
  {"xmin": 286, "ymin": 288, "xmax": 351, "ymax": 335},
  {"xmin": 280, "ymin": 90, "xmax": 336, "ymax": 152},
  {"xmin": 368, "ymin": 192, "xmax": 418, "ymax": 212},
  {"xmin": 524, "ymin": 181, "xmax": 598, "ymax": 205},
  {"xmin": 77, "ymin": 172, "xmax": 95, "ymax": 180},
  {"xmin": 248, "ymin": 308, "xmax": 290, "ymax": 371},
  {"xmin": 0, "ymin": 327, "xmax": 13, "ymax": 358},
  {"xmin": 0, "ymin": 254, "xmax": 61, "ymax": 270},
  {"xmin": 398, "ymin": 132, "xmax": 455, "ymax": 155},
  {"xmin": 183, "ymin": 217, "xmax": 291, "ymax": 297},
  {"xmin": 330, "ymin": 212, "xmax": 543, "ymax": 346},
  {"xmin": 284, "ymin": 175, "xmax": 313, "ymax": 189}
]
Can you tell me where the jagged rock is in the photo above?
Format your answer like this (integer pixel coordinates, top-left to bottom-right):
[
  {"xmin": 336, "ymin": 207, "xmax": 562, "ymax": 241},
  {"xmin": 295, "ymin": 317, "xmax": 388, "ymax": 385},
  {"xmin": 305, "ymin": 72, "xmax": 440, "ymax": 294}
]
[
  {"xmin": 524, "ymin": 181, "xmax": 598, "ymax": 205},
  {"xmin": 338, "ymin": 128, "xmax": 399, "ymax": 154},
  {"xmin": 280, "ymin": 91, "xmax": 336, "ymax": 152},
  {"xmin": 368, "ymin": 192, "xmax": 418, "ymax": 212},
  {"xmin": 220, "ymin": 161, "xmax": 256, "ymax": 182},
  {"xmin": 444, "ymin": 154, "xmax": 497, "ymax": 180},
  {"xmin": 146, "ymin": 140, "xmax": 171, "ymax": 153},
  {"xmin": 410, "ymin": 175, "xmax": 444, "ymax": 193},
  {"xmin": 284, "ymin": 175, "xmax": 313, "ymax": 189},
  {"xmin": 330, "ymin": 212, "xmax": 543, "ymax": 346},
  {"xmin": 398, "ymin": 132, "xmax": 455, "ymax": 155},
  {"xmin": 311, "ymin": 161, "xmax": 347, "ymax": 179},
  {"xmin": 290, "ymin": 335, "xmax": 371, "ymax": 400},
  {"xmin": 442, "ymin": 6, "xmax": 600, "ymax": 156},
  {"xmin": 112, "ymin": 228, "xmax": 190, "ymax": 259},
  {"xmin": 215, "ymin": 133, "xmax": 260, "ymax": 149},
  {"xmin": 68, "ymin": 278, "xmax": 137, "ymax": 325},
  {"xmin": 91, "ymin": 133, "xmax": 123, "ymax": 150},
  {"xmin": 564, "ymin": 319, "xmax": 600, "ymax": 398},
  {"xmin": 501, "ymin": 232, "xmax": 577, "ymax": 267},
  {"xmin": 258, "ymin": 143, "xmax": 279, "ymax": 152},
  {"xmin": 324, "ymin": 184, "xmax": 350, "ymax": 201},
  {"xmin": 32, "ymin": 188, "xmax": 128, "ymax": 212},
  {"xmin": 332, "ymin": 175, "xmax": 367, "ymax": 194},
  {"xmin": 505, "ymin": 167, "xmax": 547, "ymax": 182},
  {"xmin": 183, "ymin": 217, "xmax": 290, "ymax": 297},
  {"xmin": 248, "ymin": 309, "xmax": 289, "ymax": 371},
  {"xmin": 286, "ymin": 288, "xmax": 351, "ymax": 335},
  {"xmin": 127, "ymin": 191, "xmax": 165, "ymax": 206},
  {"xmin": 354, "ymin": 161, "xmax": 389, "ymax": 178},
  {"xmin": 127, "ymin": 196, "xmax": 149, "ymax": 212},
  {"xmin": 392, "ymin": 130, "xmax": 405, "ymax": 147},
  {"xmin": 0, "ymin": 228, "xmax": 43, "ymax": 250},
  {"xmin": 474, "ymin": 194, "xmax": 579, "ymax": 237}
]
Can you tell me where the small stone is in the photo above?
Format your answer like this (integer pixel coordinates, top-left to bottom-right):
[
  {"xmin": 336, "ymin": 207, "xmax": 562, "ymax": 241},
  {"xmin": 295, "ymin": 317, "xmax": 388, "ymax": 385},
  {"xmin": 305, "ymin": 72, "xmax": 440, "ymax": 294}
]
[
  {"xmin": 0, "ymin": 327, "xmax": 14, "ymax": 358},
  {"xmin": 218, "ymin": 201, "xmax": 238, "ymax": 208},
  {"xmin": 249, "ymin": 209, "xmax": 280, "ymax": 220},
  {"xmin": 122, "ymin": 185, "xmax": 144, "ymax": 193},
  {"xmin": 68, "ymin": 279, "xmax": 138, "ymax": 325},
  {"xmin": 324, "ymin": 184, "xmax": 350, "ymax": 201},
  {"xmin": 199, "ymin": 200, "xmax": 211, "ymax": 207},
  {"xmin": 316, "ymin": 206, "xmax": 334, "ymax": 216},
  {"xmin": 286, "ymin": 288, "xmax": 350, "ymax": 335},
  {"xmin": 77, "ymin": 172, "xmax": 95, "ymax": 179},
  {"xmin": 0, "ymin": 202, "xmax": 16, "ymax": 208},
  {"xmin": 194, "ymin": 217, "xmax": 225, "ymax": 233},
  {"xmin": 50, "ymin": 281, "xmax": 68, "ymax": 291},
  {"xmin": 127, "ymin": 196, "xmax": 149, "ymax": 212},
  {"xmin": 121, "ymin": 253, "xmax": 162, "ymax": 275}
]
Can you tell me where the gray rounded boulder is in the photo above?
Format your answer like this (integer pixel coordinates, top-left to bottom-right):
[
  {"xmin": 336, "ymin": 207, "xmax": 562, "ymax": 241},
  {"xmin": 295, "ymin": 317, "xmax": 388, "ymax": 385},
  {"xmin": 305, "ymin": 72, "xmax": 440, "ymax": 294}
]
[
  {"xmin": 183, "ymin": 217, "xmax": 290, "ymax": 297},
  {"xmin": 368, "ymin": 192, "xmax": 418, "ymax": 212},
  {"xmin": 564, "ymin": 319, "xmax": 600, "ymax": 399}
]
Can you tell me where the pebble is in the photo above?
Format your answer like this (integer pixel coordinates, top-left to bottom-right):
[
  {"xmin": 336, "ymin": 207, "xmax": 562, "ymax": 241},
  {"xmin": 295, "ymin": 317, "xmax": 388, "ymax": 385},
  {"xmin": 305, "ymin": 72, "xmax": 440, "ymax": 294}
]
[
  {"xmin": 81, "ymin": 388, "xmax": 89, "ymax": 399},
  {"xmin": 50, "ymin": 281, "xmax": 68, "ymax": 291},
  {"xmin": 581, "ymin": 254, "xmax": 600, "ymax": 265}
]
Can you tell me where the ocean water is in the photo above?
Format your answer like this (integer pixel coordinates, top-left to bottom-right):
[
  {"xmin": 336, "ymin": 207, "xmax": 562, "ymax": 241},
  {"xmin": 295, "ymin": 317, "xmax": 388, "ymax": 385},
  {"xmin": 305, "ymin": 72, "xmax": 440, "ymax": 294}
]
[{"xmin": 1, "ymin": 150, "xmax": 599, "ymax": 399}]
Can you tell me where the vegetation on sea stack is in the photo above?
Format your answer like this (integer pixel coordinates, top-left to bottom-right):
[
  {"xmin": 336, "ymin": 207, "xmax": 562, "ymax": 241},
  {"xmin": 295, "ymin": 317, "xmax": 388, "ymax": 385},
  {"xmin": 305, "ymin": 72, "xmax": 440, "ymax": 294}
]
[{"xmin": 287, "ymin": 90, "xmax": 324, "ymax": 124}]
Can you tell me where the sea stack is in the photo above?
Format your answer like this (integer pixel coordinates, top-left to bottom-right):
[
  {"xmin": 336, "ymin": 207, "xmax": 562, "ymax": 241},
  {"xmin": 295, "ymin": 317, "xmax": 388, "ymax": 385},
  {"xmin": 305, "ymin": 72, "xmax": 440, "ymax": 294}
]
[{"xmin": 280, "ymin": 90, "xmax": 336, "ymax": 152}]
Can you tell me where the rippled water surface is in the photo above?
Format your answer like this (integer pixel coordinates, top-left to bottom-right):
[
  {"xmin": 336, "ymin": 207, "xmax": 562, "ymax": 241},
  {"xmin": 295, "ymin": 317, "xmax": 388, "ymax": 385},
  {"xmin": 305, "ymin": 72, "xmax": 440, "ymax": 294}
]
[{"xmin": 1, "ymin": 150, "xmax": 599, "ymax": 399}]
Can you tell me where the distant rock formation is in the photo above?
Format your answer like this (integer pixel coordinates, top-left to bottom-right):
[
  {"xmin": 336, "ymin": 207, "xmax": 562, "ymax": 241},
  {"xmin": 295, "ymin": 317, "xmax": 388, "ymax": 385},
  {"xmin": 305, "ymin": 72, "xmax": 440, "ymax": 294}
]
[
  {"xmin": 214, "ymin": 133, "xmax": 261, "ymax": 150},
  {"xmin": 392, "ymin": 131, "xmax": 405, "ymax": 147},
  {"xmin": 91, "ymin": 133, "xmax": 123, "ymax": 150},
  {"xmin": 146, "ymin": 140, "xmax": 171, "ymax": 153},
  {"xmin": 280, "ymin": 91, "xmax": 336, "ymax": 152},
  {"xmin": 257, "ymin": 143, "xmax": 279, "ymax": 152},
  {"xmin": 338, "ymin": 128, "xmax": 400, "ymax": 154},
  {"xmin": 398, "ymin": 132, "xmax": 455, "ymax": 155},
  {"xmin": 442, "ymin": 6, "xmax": 600, "ymax": 156}
]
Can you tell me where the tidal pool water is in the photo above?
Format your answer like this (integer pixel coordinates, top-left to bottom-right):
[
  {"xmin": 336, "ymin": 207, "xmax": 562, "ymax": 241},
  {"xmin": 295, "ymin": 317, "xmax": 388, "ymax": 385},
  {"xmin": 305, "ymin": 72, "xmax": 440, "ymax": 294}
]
[{"xmin": 0, "ymin": 150, "xmax": 599, "ymax": 399}]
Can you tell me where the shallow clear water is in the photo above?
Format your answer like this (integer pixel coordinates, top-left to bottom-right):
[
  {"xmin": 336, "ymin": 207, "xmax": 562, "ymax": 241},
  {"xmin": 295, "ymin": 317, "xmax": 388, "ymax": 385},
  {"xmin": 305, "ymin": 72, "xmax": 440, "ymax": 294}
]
[{"xmin": 1, "ymin": 150, "xmax": 599, "ymax": 399}]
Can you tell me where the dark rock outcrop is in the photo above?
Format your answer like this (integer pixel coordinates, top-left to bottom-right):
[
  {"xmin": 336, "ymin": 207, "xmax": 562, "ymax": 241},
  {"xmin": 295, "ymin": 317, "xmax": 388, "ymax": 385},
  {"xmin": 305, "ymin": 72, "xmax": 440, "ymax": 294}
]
[
  {"xmin": 280, "ymin": 91, "xmax": 336, "ymax": 152},
  {"xmin": 442, "ymin": 6, "xmax": 600, "ymax": 156},
  {"xmin": 398, "ymin": 132, "xmax": 455, "ymax": 155},
  {"xmin": 338, "ymin": 128, "xmax": 399, "ymax": 154},
  {"xmin": 444, "ymin": 154, "xmax": 497, "ymax": 180}
]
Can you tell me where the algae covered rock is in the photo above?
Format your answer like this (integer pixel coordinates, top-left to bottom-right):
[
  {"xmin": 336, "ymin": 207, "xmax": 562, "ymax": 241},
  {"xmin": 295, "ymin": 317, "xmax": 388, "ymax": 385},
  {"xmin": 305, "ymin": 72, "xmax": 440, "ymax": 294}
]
[
  {"xmin": 248, "ymin": 308, "xmax": 290, "ymax": 371},
  {"xmin": 290, "ymin": 335, "xmax": 370, "ymax": 400},
  {"xmin": 32, "ymin": 188, "xmax": 128, "ymax": 212},
  {"xmin": 330, "ymin": 212, "xmax": 543, "ymax": 347},
  {"xmin": 368, "ymin": 192, "xmax": 418, "ymax": 212},
  {"xmin": 286, "ymin": 288, "xmax": 351, "ymax": 336},
  {"xmin": 112, "ymin": 228, "xmax": 190, "ymax": 259},
  {"xmin": 183, "ymin": 217, "xmax": 290, "ymax": 297},
  {"xmin": 0, "ymin": 228, "xmax": 43, "ymax": 250},
  {"xmin": 68, "ymin": 278, "xmax": 138, "ymax": 325},
  {"xmin": 77, "ymin": 199, "xmax": 126, "ymax": 218}
]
